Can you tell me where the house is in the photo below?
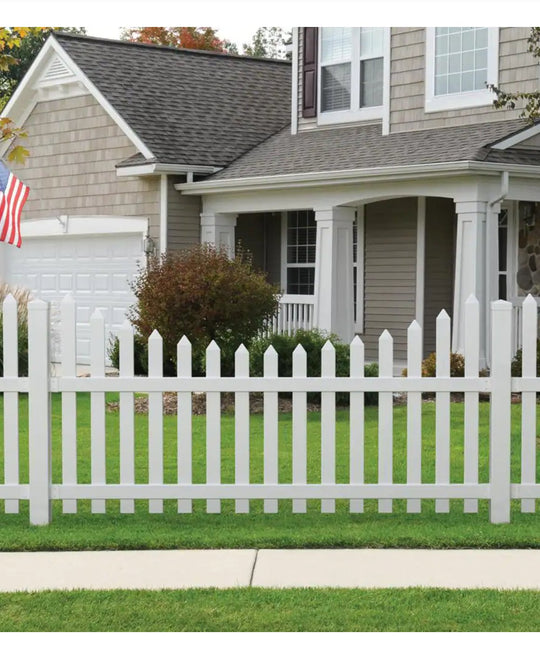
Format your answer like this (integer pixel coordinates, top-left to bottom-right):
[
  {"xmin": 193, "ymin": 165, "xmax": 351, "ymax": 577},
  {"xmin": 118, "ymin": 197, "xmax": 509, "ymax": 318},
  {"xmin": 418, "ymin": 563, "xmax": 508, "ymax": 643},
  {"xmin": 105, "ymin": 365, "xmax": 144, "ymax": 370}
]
[
  {"xmin": 2, "ymin": 28, "xmax": 540, "ymax": 368},
  {"xmin": 0, "ymin": 32, "xmax": 291, "ymax": 361},
  {"xmin": 177, "ymin": 27, "xmax": 540, "ymax": 369}
]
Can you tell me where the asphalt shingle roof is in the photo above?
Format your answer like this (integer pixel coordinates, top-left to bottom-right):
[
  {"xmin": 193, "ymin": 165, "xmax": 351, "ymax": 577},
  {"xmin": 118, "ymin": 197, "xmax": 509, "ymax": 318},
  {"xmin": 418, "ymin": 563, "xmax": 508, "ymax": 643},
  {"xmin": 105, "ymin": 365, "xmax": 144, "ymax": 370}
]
[
  {"xmin": 53, "ymin": 32, "xmax": 291, "ymax": 168},
  {"xmin": 210, "ymin": 119, "xmax": 540, "ymax": 180}
]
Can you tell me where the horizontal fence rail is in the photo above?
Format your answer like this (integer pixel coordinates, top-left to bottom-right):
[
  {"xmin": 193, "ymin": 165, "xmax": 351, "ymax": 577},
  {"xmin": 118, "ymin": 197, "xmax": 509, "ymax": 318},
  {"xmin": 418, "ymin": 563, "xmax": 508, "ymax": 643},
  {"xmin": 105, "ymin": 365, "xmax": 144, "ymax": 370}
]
[{"xmin": 0, "ymin": 293, "xmax": 539, "ymax": 525}]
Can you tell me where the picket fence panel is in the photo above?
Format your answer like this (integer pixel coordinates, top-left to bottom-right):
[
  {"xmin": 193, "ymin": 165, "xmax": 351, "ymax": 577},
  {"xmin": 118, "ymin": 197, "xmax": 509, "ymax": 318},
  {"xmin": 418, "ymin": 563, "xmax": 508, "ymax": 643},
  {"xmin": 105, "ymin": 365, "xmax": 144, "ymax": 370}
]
[{"xmin": 0, "ymin": 292, "xmax": 539, "ymax": 525}]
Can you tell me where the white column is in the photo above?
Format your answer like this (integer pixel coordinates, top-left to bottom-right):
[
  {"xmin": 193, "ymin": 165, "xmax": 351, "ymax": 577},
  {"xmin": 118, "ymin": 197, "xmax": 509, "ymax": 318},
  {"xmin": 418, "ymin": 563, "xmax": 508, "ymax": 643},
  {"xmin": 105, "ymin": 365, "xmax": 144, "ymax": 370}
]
[
  {"xmin": 485, "ymin": 201, "xmax": 501, "ymax": 367},
  {"xmin": 452, "ymin": 200, "xmax": 487, "ymax": 366},
  {"xmin": 313, "ymin": 206, "xmax": 355, "ymax": 343},
  {"xmin": 200, "ymin": 212, "xmax": 237, "ymax": 258}
]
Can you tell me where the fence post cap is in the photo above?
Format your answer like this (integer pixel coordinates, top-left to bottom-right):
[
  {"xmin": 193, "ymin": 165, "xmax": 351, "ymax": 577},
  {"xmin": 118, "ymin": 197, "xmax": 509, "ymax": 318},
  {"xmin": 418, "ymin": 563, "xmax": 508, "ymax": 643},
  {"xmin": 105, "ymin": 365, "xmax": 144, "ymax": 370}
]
[
  {"xmin": 235, "ymin": 343, "xmax": 248, "ymax": 355},
  {"xmin": 149, "ymin": 329, "xmax": 162, "ymax": 341},
  {"xmin": 408, "ymin": 319, "xmax": 421, "ymax": 333},
  {"xmin": 293, "ymin": 343, "xmax": 306, "ymax": 355},
  {"xmin": 90, "ymin": 307, "xmax": 104, "ymax": 320},
  {"xmin": 322, "ymin": 340, "xmax": 335, "ymax": 352},
  {"xmin": 436, "ymin": 308, "xmax": 450, "ymax": 320},
  {"xmin": 491, "ymin": 299, "xmax": 513, "ymax": 311},
  {"xmin": 28, "ymin": 298, "xmax": 48, "ymax": 311},
  {"xmin": 523, "ymin": 294, "xmax": 537, "ymax": 307},
  {"xmin": 61, "ymin": 292, "xmax": 74, "ymax": 304},
  {"xmin": 206, "ymin": 340, "xmax": 220, "ymax": 352},
  {"xmin": 465, "ymin": 294, "xmax": 479, "ymax": 305},
  {"xmin": 379, "ymin": 329, "xmax": 392, "ymax": 341},
  {"xmin": 2, "ymin": 293, "xmax": 16, "ymax": 306}
]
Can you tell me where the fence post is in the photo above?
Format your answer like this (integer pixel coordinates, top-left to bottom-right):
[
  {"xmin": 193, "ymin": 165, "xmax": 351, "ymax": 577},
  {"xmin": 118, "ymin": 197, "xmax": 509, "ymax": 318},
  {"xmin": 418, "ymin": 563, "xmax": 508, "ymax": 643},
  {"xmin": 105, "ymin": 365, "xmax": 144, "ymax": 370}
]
[
  {"xmin": 489, "ymin": 299, "xmax": 513, "ymax": 524},
  {"xmin": 28, "ymin": 299, "xmax": 51, "ymax": 525}
]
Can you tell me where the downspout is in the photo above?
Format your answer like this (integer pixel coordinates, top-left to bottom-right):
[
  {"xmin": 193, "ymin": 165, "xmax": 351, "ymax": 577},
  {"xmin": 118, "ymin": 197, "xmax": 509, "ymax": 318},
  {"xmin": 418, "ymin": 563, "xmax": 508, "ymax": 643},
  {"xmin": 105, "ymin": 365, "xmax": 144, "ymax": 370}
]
[{"xmin": 486, "ymin": 171, "xmax": 510, "ymax": 366}]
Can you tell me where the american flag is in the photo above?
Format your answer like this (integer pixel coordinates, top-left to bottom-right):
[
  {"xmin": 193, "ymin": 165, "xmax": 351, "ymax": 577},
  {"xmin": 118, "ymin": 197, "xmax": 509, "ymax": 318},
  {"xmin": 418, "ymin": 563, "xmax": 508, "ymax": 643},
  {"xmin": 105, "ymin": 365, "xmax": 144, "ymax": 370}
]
[{"xmin": 0, "ymin": 160, "xmax": 29, "ymax": 248}]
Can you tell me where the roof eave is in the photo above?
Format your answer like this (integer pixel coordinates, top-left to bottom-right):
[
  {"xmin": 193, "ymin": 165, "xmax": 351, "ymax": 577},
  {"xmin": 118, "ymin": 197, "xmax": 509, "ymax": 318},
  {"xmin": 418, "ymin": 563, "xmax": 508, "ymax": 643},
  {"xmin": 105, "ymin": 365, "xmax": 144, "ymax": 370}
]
[
  {"xmin": 177, "ymin": 160, "xmax": 540, "ymax": 195},
  {"xmin": 116, "ymin": 162, "xmax": 223, "ymax": 177}
]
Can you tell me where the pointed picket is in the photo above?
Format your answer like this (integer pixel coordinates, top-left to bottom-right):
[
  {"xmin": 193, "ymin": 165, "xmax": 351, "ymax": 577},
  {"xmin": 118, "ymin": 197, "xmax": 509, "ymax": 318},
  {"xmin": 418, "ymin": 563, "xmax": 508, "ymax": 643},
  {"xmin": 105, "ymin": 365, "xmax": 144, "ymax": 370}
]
[
  {"xmin": 3, "ymin": 294, "xmax": 19, "ymax": 513},
  {"xmin": 119, "ymin": 321, "xmax": 135, "ymax": 513},
  {"xmin": 61, "ymin": 293, "xmax": 77, "ymax": 514},
  {"xmin": 521, "ymin": 294, "xmax": 537, "ymax": 513},
  {"xmin": 349, "ymin": 336, "xmax": 364, "ymax": 513},
  {"xmin": 148, "ymin": 330, "xmax": 163, "ymax": 514},
  {"xmin": 264, "ymin": 345, "xmax": 279, "ymax": 513},
  {"xmin": 464, "ymin": 295, "xmax": 479, "ymax": 513},
  {"xmin": 90, "ymin": 309, "xmax": 106, "ymax": 513},
  {"xmin": 321, "ymin": 340, "xmax": 336, "ymax": 513},
  {"xmin": 177, "ymin": 335, "xmax": 192, "ymax": 513},
  {"xmin": 435, "ymin": 309, "xmax": 451, "ymax": 513},
  {"xmin": 406, "ymin": 320, "xmax": 422, "ymax": 513},
  {"xmin": 378, "ymin": 330, "xmax": 393, "ymax": 513},
  {"xmin": 235, "ymin": 344, "xmax": 250, "ymax": 513},
  {"xmin": 292, "ymin": 344, "xmax": 307, "ymax": 513},
  {"xmin": 206, "ymin": 340, "xmax": 222, "ymax": 513}
]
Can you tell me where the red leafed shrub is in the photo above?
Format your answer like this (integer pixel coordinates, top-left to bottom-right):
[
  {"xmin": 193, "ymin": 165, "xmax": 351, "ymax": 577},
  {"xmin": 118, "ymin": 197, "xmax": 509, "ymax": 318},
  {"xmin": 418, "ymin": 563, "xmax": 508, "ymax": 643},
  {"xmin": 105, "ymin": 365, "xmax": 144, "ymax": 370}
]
[{"xmin": 127, "ymin": 245, "xmax": 279, "ymax": 376}]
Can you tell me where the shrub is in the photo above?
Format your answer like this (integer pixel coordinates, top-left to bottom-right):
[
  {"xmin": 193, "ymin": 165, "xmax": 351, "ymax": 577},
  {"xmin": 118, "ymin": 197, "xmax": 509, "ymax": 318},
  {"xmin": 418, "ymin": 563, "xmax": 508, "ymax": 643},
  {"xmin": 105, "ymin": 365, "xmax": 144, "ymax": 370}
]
[
  {"xmin": 511, "ymin": 341, "xmax": 540, "ymax": 377},
  {"xmin": 249, "ymin": 330, "xmax": 379, "ymax": 406},
  {"xmin": 127, "ymin": 245, "xmax": 279, "ymax": 376},
  {"xmin": 0, "ymin": 283, "xmax": 31, "ymax": 377}
]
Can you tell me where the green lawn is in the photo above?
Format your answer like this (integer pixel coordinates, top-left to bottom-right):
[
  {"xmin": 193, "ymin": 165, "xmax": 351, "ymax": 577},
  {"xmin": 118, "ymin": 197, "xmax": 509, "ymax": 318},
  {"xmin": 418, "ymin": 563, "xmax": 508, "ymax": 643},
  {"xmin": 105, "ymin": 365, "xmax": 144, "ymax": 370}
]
[
  {"xmin": 0, "ymin": 587, "xmax": 538, "ymax": 631},
  {"xmin": 0, "ymin": 394, "xmax": 538, "ymax": 550}
]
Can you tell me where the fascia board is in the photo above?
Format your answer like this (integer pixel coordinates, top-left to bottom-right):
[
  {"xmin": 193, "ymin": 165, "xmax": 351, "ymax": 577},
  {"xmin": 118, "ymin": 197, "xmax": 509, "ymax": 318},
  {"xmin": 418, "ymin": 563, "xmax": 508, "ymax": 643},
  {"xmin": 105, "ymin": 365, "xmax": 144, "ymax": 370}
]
[
  {"xmin": 491, "ymin": 123, "xmax": 540, "ymax": 150},
  {"xmin": 116, "ymin": 163, "xmax": 223, "ymax": 177},
  {"xmin": 177, "ymin": 161, "xmax": 540, "ymax": 195}
]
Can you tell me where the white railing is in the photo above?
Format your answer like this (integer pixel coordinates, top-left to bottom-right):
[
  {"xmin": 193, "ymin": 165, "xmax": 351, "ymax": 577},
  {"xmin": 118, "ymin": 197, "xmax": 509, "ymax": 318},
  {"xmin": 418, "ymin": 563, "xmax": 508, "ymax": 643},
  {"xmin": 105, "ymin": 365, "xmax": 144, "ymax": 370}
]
[
  {"xmin": 0, "ymin": 293, "xmax": 539, "ymax": 525},
  {"xmin": 268, "ymin": 294, "xmax": 315, "ymax": 335}
]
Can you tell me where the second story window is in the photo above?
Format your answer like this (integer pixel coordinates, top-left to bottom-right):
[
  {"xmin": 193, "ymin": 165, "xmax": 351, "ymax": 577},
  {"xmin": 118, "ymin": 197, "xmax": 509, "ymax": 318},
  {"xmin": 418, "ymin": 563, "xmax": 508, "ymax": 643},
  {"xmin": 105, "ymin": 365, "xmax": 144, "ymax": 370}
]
[
  {"xmin": 318, "ymin": 27, "xmax": 388, "ymax": 125},
  {"xmin": 425, "ymin": 27, "xmax": 499, "ymax": 113}
]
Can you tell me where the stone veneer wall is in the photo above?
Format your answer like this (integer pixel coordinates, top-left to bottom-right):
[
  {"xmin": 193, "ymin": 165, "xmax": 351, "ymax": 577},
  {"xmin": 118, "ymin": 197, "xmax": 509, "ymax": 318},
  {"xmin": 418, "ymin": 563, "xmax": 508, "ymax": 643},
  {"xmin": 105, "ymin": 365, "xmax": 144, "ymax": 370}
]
[{"xmin": 517, "ymin": 204, "xmax": 540, "ymax": 296}]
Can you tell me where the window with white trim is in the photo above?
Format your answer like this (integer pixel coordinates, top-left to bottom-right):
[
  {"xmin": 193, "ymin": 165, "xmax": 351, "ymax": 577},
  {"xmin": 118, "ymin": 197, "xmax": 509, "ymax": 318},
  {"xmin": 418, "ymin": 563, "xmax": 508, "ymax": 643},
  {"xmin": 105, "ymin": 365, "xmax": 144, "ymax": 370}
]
[
  {"xmin": 286, "ymin": 210, "xmax": 316, "ymax": 295},
  {"xmin": 319, "ymin": 27, "xmax": 388, "ymax": 125},
  {"xmin": 425, "ymin": 27, "xmax": 498, "ymax": 113}
]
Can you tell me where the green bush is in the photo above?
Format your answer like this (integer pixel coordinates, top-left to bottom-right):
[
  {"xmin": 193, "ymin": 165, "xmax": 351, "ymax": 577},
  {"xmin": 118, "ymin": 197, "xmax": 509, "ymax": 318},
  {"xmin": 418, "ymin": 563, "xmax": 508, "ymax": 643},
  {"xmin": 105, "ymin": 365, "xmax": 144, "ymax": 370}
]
[
  {"xmin": 511, "ymin": 340, "xmax": 540, "ymax": 377},
  {"xmin": 249, "ymin": 330, "xmax": 379, "ymax": 406},
  {"xmin": 126, "ymin": 245, "xmax": 279, "ymax": 376},
  {"xmin": 0, "ymin": 283, "xmax": 31, "ymax": 377}
]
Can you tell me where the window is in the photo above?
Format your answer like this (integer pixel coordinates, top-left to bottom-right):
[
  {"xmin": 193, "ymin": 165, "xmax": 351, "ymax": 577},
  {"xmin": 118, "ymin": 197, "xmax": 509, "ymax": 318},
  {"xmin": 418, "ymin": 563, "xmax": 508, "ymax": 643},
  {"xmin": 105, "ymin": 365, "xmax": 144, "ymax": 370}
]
[
  {"xmin": 318, "ymin": 27, "xmax": 388, "ymax": 125},
  {"xmin": 425, "ymin": 27, "xmax": 498, "ymax": 112},
  {"xmin": 285, "ymin": 210, "xmax": 316, "ymax": 295}
]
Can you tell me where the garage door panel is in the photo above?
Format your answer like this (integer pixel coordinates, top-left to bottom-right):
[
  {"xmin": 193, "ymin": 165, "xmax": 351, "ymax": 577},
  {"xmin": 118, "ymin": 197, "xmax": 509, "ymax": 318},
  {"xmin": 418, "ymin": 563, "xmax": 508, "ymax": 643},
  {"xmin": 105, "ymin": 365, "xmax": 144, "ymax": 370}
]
[{"xmin": 5, "ymin": 232, "xmax": 143, "ymax": 365}]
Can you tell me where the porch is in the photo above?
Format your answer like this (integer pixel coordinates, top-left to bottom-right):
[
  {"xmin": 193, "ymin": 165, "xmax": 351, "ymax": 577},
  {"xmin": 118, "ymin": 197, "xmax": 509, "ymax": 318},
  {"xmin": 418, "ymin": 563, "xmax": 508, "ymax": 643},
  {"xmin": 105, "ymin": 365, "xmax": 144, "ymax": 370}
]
[{"xmin": 199, "ymin": 189, "xmax": 540, "ymax": 368}]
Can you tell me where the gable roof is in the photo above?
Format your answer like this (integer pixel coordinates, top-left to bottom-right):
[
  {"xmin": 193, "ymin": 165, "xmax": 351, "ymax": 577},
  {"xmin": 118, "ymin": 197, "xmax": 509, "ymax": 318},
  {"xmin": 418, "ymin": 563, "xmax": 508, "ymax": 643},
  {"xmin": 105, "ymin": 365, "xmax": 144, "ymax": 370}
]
[
  {"xmin": 205, "ymin": 119, "xmax": 539, "ymax": 182},
  {"xmin": 51, "ymin": 32, "xmax": 291, "ymax": 168}
]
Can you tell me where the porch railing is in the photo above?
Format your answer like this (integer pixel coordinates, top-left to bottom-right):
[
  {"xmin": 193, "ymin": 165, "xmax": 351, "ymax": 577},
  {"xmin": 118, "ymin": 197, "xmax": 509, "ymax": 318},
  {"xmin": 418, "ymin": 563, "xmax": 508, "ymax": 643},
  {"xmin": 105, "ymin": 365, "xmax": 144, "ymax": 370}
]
[{"xmin": 268, "ymin": 294, "xmax": 315, "ymax": 336}]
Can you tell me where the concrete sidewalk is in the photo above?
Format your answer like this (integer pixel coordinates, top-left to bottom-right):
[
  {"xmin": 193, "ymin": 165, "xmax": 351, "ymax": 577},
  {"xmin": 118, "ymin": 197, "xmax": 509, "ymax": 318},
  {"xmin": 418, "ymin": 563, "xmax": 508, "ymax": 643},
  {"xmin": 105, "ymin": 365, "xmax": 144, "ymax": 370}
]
[{"xmin": 1, "ymin": 549, "xmax": 540, "ymax": 592}]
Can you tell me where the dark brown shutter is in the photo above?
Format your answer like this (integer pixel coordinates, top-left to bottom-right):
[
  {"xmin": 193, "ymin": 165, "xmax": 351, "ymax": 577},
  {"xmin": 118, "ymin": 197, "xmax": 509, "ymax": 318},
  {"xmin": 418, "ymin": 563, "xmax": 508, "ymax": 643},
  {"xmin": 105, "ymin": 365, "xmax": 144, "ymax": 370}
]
[{"xmin": 302, "ymin": 27, "xmax": 318, "ymax": 118}]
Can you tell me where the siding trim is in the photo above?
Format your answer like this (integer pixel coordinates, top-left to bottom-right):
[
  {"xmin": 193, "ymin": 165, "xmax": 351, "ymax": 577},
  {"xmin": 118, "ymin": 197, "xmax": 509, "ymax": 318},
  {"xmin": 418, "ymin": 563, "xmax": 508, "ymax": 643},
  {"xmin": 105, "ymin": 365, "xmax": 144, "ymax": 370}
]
[
  {"xmin": 291, "ymin": 27, "xmax": 299, "ymax": 135},
  {"xmin": 415, "ymin": 196, "xmax": 426, "ymax": 326},
  {"xmin": 160, "ymin": 174, "xmax": 168, "ymax": 254}
]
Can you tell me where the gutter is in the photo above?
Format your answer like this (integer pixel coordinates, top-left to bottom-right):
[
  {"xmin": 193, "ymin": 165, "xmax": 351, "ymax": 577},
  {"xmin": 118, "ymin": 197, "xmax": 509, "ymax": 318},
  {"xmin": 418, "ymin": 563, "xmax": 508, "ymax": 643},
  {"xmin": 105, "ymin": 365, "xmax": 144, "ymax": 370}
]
[
  {"xmin": 117, "ymin": 162, "xmax": 223, "ymax": 177},
  {"xmin": 177, "ymin": 160, "xmax": 540, "ymax": 195}
]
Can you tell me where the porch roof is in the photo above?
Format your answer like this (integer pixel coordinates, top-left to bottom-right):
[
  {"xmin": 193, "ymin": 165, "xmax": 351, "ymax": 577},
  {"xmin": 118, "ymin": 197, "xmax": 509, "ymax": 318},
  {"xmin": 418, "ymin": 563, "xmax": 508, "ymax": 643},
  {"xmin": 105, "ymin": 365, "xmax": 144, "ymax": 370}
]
[{"xmin": 208, "ymin": 119, "xmax": 540, "ymax": 181}]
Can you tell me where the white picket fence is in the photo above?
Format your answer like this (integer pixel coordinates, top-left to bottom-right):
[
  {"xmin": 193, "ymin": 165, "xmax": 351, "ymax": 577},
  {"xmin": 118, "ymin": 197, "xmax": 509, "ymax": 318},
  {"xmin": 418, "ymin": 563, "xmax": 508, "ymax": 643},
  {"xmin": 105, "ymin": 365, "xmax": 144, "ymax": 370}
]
[{"xmin": 0, "ymin": 293, "xmax": 539, "ymax": 525}]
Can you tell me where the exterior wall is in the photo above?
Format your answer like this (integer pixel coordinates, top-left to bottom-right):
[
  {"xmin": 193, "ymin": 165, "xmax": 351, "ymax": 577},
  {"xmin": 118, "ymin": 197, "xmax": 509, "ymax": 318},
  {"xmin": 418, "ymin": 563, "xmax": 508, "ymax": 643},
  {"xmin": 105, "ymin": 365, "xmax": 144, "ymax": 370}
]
[
  {"xmin": 11, "ymin": 94, "xmax": 160, "ymax": 242},
  {"xmin": 295, "ymin": 27, "xmax": 537, "ymax": 134},
  {"xmin": 390, "ymin": 27, "xmax": 538, "ymax": 132},
  {"xmin": 423, "ymin": 197, "xmax": 456, "ymax": 355},
  {"xmin": 362, "ymin": 198, "xmax": 418, "ymax": 362},
  {"xmin": 167, "ymin": 176, "xmax": 201, "ymax": 251},
  {"xmin": 235, "ymin": 213, "xmax": 282, "ymax": 286}
]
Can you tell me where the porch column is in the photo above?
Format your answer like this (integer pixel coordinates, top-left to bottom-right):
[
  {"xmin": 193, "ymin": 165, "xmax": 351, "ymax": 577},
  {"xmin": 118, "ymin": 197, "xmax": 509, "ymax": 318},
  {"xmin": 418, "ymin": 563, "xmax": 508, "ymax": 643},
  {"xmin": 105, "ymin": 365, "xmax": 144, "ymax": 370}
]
[
  {"xmin": 200, "ymin": 212, "xmax": 237, "ymax": 258},
  {"xmin": 313, "ymin": 206, "xmax": 355, "ymax": 343},
  {"xmin": 452, "ymin": 200, "xmax": 488, "ymax": 366}
]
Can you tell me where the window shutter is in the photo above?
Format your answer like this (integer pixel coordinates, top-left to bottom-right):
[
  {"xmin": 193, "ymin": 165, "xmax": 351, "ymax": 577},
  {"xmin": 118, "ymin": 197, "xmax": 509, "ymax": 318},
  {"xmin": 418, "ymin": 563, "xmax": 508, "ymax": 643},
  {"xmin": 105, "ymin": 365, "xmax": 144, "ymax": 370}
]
[{"xmin": 302, "ymin": 27, "xmax": 318, "ymax": 118}]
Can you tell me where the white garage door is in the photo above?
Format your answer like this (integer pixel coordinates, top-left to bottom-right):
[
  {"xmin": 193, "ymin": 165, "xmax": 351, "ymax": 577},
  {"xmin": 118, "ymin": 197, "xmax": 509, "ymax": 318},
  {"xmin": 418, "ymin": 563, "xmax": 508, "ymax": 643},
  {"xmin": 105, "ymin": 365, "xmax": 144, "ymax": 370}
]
[{"xmin": 4, "ymin": 232, "xmax": 144, "ymax": 364}]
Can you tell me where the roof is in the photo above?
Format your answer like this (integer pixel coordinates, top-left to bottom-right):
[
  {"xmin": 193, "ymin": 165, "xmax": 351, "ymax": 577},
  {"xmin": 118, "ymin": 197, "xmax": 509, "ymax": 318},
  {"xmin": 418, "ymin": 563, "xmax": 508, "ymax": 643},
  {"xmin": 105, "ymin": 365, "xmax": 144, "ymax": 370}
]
[
  {"xmin": 208, "ymin": 119, "xmax": 540, "ymax": 181},
  {"xmin": 52, "ymin": 32, "xmax": 291, "ymax": 168}
]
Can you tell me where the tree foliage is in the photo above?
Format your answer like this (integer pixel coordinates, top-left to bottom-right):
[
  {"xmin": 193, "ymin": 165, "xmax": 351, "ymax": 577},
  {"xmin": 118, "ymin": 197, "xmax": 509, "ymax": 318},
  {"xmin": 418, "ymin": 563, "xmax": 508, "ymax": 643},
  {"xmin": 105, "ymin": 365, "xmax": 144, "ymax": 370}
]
[
  {"xmin": 242, "ymin": 27, "xmax": 291, "ymax": 60},
  {"xmin": 121, "ymin": 27, "xmax": 233, "ymax": 53},
  {"xmin": 128, "ymin": 245, "xmax": 280, "ymax": 376},
  {"xmin": 489, "ymin": 27, "xmax": 540, "ymax": 123}
]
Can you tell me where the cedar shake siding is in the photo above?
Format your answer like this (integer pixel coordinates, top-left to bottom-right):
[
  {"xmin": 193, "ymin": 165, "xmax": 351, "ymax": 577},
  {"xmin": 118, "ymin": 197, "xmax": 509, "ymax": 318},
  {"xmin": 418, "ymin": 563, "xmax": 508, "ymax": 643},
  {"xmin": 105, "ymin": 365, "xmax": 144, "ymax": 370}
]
[
  {"xmin": 167, "ymin": 176, "xmax": 201, "ymax": 252},
  {"xmin": 362, "ymin": 198, "xmax": 418, "ymax": 362},
  {"xmin": 296, "ymin": 27, "xmax": 536, "ymax": 134},
  {"xmin": 390, "ymin": 27, "xmax": 538, "ymax": 132},
  {"xmin": 12, "ymin": 94, "xmax": 160, "ymax": 242},
  {"xmin": 423, "ymin": 198, "xmax": 456, "ymax": 355}
]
